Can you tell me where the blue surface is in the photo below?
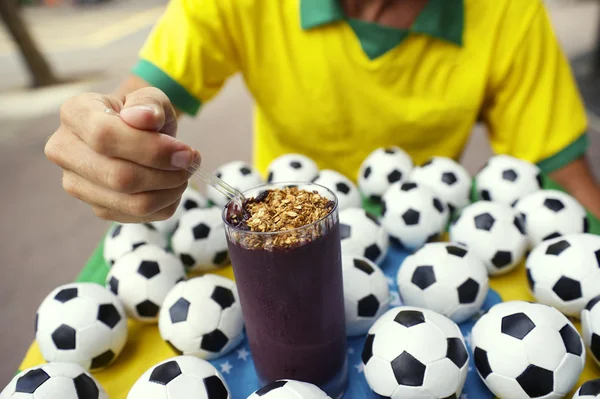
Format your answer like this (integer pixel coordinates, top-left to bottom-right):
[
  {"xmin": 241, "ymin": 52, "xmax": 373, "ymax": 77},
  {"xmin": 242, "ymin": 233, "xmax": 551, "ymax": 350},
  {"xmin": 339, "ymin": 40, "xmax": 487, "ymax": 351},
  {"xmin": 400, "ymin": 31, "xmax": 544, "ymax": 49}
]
[{"xmin": 209, "ymin": 244, "xmax": 500, "ymax": 399}]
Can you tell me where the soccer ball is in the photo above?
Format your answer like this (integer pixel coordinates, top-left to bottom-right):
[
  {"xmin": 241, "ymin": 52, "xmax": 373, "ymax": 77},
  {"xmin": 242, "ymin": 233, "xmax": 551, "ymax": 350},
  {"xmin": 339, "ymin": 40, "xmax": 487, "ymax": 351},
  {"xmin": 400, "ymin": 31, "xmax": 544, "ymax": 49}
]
[
  {"xmin": 312, "ymin": 169, "xmax": 362, "ymax": 210},
  {"xmin": 472, "ymin": 301, "xmax": 585, "ymax": 399},
  {"xmin": 106, "ymin": 244, "xmax": 186, "ymax": 322},
  {"xmin": 35, "ymin": 282, "xmax": 128, "ymax": 370},
  {"xmin": 449, "ymin": 201, "xmax": 528, "ymax": 276},
  {"xmin": 361, "ymin": 306, "xmax": 469, "ymax": 398},
  {"xmin": 0, "ymin": 362, "xmax": 107, "ymax": 399},
  {"xmin": 397, "ymin": 242, "xmax": 489, "ymax": 323},
  {"xmin": 207, "ymin": 161, "xmax": 263, "ymax": 207},
  {"xmin": 171, "ymin": 207, "xmax": 230, "ymax": 272},
  {"xmin": 475, "ymin": 154, "xmax": 542, "ymax": 205},
  {"xmin": 514, "ymin": 189, "xmax": 589, "ymax": 247},
  {"xmin": 380, "ymin": 181, "xmax": 449, "ymax": 250},
  {"xmin": 358, "ymin": 146, "xmax": 413, "ymax": 203},
  {"xmin": 247, "ymin": 380, "xmax": 330, "ymax": 398},
  {"xmin": 267, "ymin": 153, "xmax": 319, "ymax": 183},
  {"xmin": 339, "ymin": 207, "xmax": 389, "ymax": 264},
  {"xmin": 159, "ymin": 275, "xmax": 244, "ymax": 359},
  {"xmin": 581, "ymin": 295, "xmax": 600, "ymax": 366},
  {"xmin": 103, "ymin": 223, "xmax": 167, "ymax": 267},
  {"xmin": 342, "ymin": 255, "xmax": 390, "ymax": 337},
  {"xmin": 151, "ymin": 185, "xmax": 208, "ymax": 235},
  {"xmin": 526, "ymin": 234, "xmax": 600, "ymax": 318},
  {"xmin": 409, "ymin": 156, "xmax": 472, "ymax": 214},
  {"xmin": 127, "ymin": 356, "xmax": 230, "ymax": 399},
  {"xmin": 574, "ymin": 379, "xmax": 600, "ymax": 398}
]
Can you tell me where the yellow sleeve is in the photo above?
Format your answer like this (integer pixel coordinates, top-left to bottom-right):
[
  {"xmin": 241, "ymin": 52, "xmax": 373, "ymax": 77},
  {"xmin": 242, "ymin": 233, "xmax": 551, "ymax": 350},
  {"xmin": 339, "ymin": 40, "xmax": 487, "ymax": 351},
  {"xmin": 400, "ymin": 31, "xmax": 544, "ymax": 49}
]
[
  {"xmin": 481, "ymin": 1, "xmax": 589, "ymax": 173},
  {"xmin": 131, "ymin": 0, "xmax": 240, "ymax": 115}
]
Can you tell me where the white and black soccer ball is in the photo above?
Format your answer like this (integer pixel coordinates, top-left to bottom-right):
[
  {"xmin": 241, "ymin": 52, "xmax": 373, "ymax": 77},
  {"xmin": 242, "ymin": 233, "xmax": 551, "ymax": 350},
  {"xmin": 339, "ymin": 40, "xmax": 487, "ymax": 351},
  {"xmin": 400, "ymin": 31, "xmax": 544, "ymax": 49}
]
[
  {"xmin": 449, "ymin": 201, "xmax": 528, "ymax": 276},
  {"xmin": 104, "ymin": 223, "xmax": 167, "ymax": 267},
  {"xmin": 106, "ymin": 244, "xmax": 186, "ymax": 323},
  {"xmin": 151, "ymin": 185, "xmax": 208, "ymax": 236},
  {"xmin": 127, "ymin": 355, "xmax": 230, "ymax": 399},
  {"xmin": 35, "ymin": 282, "xmax": 128, "ymax": 370},
  {"xmin": 247, "ymin": 380, "xmax": 330, "ymax": 399},
  {"xmin": 358, "ymin": 146, "xmax": 414, "ymax": 203},
  {"xmin": 339, "ymin": 208, "xmax": 389, "ymax": 264},
  {"xmin": 472, "ymin": 301, "xmax": 585, "ymax": 399},
  {"xmin": 475, "ymin": 154, "xmax": 542, "ymax": 206},
  {"xmin": 574, "ymin": 379, "xmax": 600, "ymax": 398},
  {"xmin": 207, "ymin": 161, "xmax": 263, "ymax": 207},
  {"xmin": 342, "ymin": 255, "xmax": 390, "ymax": 337},
  {"xmin": 514, "ymin": 189, "xmax": 589, "ymax": 247},
  {"xmin": 159, "ymin": 275, "xmax": 244, "ymax": 359},
  {"xmin": 312, "ymin": 169, "xmax": 362, "ymax": 210},
  {"xmin": 267, "ymin": 154, "xmax": 319, "ymax": 183},
  {"xmin": 409, "ymin": 156, "xmax": 472, "ymax": 214},
  {"xmin": 581, "ymin": 295, "xmax": 600, "ymax": 366},
  {"xmin": 397, "ymin": 242, "xmax": 489, "ymax": 323},
  {"xmin": 526, "ymin": 234, "xmax": 600, "ymax": 318},
  {"xmin": 171, "ymin": 207, "xmax": 230, "ymax": 272},
  {"xmin": 0, "ymin": 362, "xmax": 108, "ymax": 399},
  {"xmin": 362, "ymin": 306, "xmax": 469, "ymax": 398},
  {"xmin": 380, "ymin": 181, "xmax": 449, "ymax": 250}
]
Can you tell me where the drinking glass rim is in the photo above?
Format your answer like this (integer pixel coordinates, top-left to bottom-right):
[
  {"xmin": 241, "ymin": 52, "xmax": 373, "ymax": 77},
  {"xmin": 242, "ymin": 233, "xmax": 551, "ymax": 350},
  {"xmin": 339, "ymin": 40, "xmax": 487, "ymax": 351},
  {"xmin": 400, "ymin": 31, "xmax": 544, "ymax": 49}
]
[{"xmin": 221, "ymin": 181, "xmax": 339, "ymax": 236}]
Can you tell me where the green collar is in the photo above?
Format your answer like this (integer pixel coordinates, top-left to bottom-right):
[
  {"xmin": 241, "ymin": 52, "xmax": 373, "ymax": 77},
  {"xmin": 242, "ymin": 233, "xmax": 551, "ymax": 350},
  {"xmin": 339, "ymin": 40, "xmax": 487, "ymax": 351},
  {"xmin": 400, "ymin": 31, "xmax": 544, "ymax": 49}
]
[{"xmin": 300, "ymin": 0, "xmax": 464, "ymax": 47}]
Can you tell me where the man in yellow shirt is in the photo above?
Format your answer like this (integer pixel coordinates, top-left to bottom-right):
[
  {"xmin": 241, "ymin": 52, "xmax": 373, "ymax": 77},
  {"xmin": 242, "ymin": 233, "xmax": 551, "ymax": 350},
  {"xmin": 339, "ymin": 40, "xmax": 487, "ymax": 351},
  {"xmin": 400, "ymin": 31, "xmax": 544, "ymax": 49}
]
[{"xmin": 45, "ymin": 0, "xmax": 600, "ymax": 222}]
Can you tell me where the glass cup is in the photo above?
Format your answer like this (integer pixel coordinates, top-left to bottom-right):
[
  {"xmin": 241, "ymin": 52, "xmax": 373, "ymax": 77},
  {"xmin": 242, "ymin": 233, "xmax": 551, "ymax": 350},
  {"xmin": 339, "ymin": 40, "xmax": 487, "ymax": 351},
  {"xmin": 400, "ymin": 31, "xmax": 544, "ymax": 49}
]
[{"xmin": 222, "ymin": 183, "xmax": 348, "ymax": 399}]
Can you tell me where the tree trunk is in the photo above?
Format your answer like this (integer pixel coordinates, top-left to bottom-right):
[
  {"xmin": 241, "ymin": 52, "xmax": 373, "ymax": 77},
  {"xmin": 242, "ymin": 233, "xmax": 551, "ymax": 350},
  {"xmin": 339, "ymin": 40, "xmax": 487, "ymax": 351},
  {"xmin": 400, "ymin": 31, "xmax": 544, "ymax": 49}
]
[{"xmin": 0, "ymin": 0, "xmax": 59, "ymax": 88}]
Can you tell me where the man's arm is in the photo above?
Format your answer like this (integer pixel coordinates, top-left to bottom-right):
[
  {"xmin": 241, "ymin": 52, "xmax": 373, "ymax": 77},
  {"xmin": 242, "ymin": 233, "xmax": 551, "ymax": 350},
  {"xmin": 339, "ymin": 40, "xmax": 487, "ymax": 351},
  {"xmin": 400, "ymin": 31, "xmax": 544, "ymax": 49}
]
[{"xmin": 550, "ymin": 157, "xmax": 600, "ymax": 218}]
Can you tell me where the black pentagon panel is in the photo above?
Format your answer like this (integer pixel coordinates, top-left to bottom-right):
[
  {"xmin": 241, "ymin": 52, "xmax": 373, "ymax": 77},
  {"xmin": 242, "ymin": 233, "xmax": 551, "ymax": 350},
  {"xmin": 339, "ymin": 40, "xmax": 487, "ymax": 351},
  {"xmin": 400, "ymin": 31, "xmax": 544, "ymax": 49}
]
[
  {"xmin": 193, "ymin": 224, "xmax": 211, "ymax": 240},
  {"xmin": 212, "ymin": 286, "xmax": 235, "ymax": 309},
  {"xmin": 447, "ymin": 338, "xmax": 469, "ymax": 368},
  {"xmin": 54, "ymin": 288, "xmax": 78, "ymax": 303},
  {"xmin": 150, "ymin": 360, "xmax": 182, "ymax": 385},
  {"xmin": 391, "ymin": 351, "xmax": 426, "ymax": 386},
  {"xmin": 458, "ymin": 279, "xmax": 480, "ymax": 304},
  {"xmin": 369, "ymin": 194, "xmax": 382, "ymax": 204},
  {"xmin": 256, "ymin": 380, "xmax": 287, "ymax": 396},
  {"xmin": 131, "ymin": 242, "xmax": 146, "ymax": 250},
  {"xmin": 364, "ymin": 245, "xmax": 382, "ymax": 262},
  {"xmin": 240, "ymin": 166, "xmax": 252, "ymax": 176},
  {"xmin": 401, "ymin": 182, "xmax": 417, "ymax": 192},
  {"xmin": 384, "ymin": 147, "xmax": 397, "ymax": 154},
  {"xmin": 90, "ymin": 350, "xmax": 115, "ymax": 369},
  {"xmin": 546, "ymin": 240, "xmax": 571, "ymax": 256},
  {"xmin": 15, "ymin": 368, "xmax": 50, "ymax": 393},
  {"xmin": 559, "ymin": 324, "xmax": 583, "ymax": 356},
  {"xmin": 446, "ymin": 245, "xmax": 467, "ymax": 258},
  {"xmin": 170, "ymin": 298, "xmax": 190, "ymax": 323},
  {"xmin": 513, "ymin": 216, "xmax": 526, "ymax": 235},
  {"xmin": 97, "ymin": 304, "xmax": 122, "ymax": 329},
  {"xmin": 380, "ymin": 200, "xmax": 387, "ymax": 216},
  {"xmin": 543, "ymin": 232, "xmax": 562, "ymax": 241},
  {"xmin": 136, "ymin": 300, "xmax": 160, "ymax": 318},
  {"xmin": 580, "ymin": 379, "xmax": 600, "ymax": 396},
  {"xmin": 138, "ymin": 261, "xmax": 160, "ymax": 279},
  {"xmin": 421, "ymin": 159, "xmax": 434, "ymax": 167},
  {"xmin": 394, "ymin": 310, "xmax": 425, "ymax": 327},
  {"xmin": 108, "ymin": 276, "xmax": 119, "ymax": 295},
  {"xmin": 480, "ymin": 190, "xmax": 492, "ymax": 201},
  {"xmin": 595, "ymin": 250, "xmax": 600, "ymax": 268},
  {"xmin": 536, "ymin": 173, "xmax": 544, "ymax": 188},
  {"xmin": 213, "ymin": 251, "xmax": 230, "ymax": 266},
  {"xmin": 426, "ymin": 233, "xmax": 440, "ymax": 243},
  {"xmin": 358, "ymin": 295, "xmax": 380, "ymax": 318},
  {"xmin": 587, "ymin": 296, "xmax": 600, "ymax": 311},
  {"xmin": 144, "ymin": 223, "xmax": 157, "ymax": 231},
  {"xmin": 544, "ymin": 198, "xmax": 565, "ymax": 212},
  {"xmin": 442, "ymin": 172, "xmax": 458, "ymax": 186},
  {"xmin": 474, "ymin": 213, "xmax": 495, "ymax": 231},
  {"xmin": 111, "ymin": 224, "xmax": 122, "ymax": 238},
  {"xmin": 411, "ymin": 266, "xmax": 436, "ymax": 290},
  {"xmin": 290, "ymin": 161, "xmax": 302, "ymax": 169},
  {"xmin": 74, "ymin": 373, "xmax": 100, "ymax": 399},
  {"xmin": 402, "ymin": 209, "xmax": 420, "ymax": 226},
  {"xmin": 362, "ymin": 334, "xmax": 375, "ymax": 365},
  {"xmin": 267, "ymin": 171, "xmax": 274, "ymax": 183},
  {"xmin": 201, "ymin": 329, "xmax": 229, "ymax": 353},
  {"xmin": 526, "ymin": 269, "xmax": 535, "ymax": 290},
  {"xmin": 165, "ymin": 340, "xmax": 183, "ymax": 356},
  {"xmin": 340, "ymin": 224, "xmax": 352, "ymax": 240},
  {"xmin": 592, "ymin": 334, "xmax": 600, "ymax": 362},
  {"xmin": 502, "ymin": 169, "xmax": 518, "ymax": 182},
  {"xmin": 433, "ymin": 198, "xmax": 445, "ymax": 213},
  {"xmin": 336, "ymin": 182, "xmax": 350, "ymax": 195},
  {"xmin": 353, "ymin": 258, "xmax": 375, "ymax": 275},
  {"xmin": 501, "ymin": 313, "xmax": 535, "ymax": 340},
  {"xmin": 180, "ymin": 254, "xmax": 196, "ymax": 267},
  {"xmin": 388, "ymin": 170, "xmax": 402, "ymax": 184},
  {"xmin": 552, "ymin": 277, "xmax": 582, "ymax": 302},
  {"xmin": 52, "ymin": 324, "xmax": 76, "ymax": 350},
  {"xmin": 204, "ymin": 375, "xmax": 229, "ymax": 399},
  {"xmin": 516, "ymin": 365, "xmax": 554, "ymax": 398},
  {"xmin": 183, "ymin": 199, "xmax": 199, "ymax": 210},
  {"xmin": 491, "ymin": 251, "xmax": 512, "ymax": 269},
  {"xmin": 474, "ymin": 347, "xmax": 492, "ymax": 379},
  {"xmin": 363, "ymin": 166, "xmax": 372, "ymax": 179}
]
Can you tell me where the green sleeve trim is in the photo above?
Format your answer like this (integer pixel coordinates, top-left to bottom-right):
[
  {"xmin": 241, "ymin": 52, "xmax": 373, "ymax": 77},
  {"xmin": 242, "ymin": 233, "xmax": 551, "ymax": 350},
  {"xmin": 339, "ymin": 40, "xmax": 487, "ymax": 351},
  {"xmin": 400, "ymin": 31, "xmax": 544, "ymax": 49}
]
[
  {"xmin": 132, "ymin": 59, "xmax": 201, "ymax": 116},
  {"xmin": 536, "ymin": 133, "xmax": 589, "ymax": 174}
]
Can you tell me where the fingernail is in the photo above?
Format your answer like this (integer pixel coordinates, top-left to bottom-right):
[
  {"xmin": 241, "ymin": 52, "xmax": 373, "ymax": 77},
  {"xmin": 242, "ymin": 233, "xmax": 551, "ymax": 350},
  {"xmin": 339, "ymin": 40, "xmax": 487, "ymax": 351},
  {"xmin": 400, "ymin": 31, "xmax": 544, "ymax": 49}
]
[
  {"xmin": 171, "ymin": 150, "xmax": 193, "ymax": 168},
  {"xmin": 121, "ymin": 105, "xmax": 158, "ymax": 116}
]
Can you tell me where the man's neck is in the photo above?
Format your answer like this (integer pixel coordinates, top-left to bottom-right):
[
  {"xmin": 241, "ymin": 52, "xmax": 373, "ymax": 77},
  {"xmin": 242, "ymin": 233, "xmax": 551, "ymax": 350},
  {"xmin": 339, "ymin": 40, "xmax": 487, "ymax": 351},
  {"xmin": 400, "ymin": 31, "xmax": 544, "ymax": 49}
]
[{"xmin": 341, "ymin": 0, "xmax": 429, "ymax": 29}]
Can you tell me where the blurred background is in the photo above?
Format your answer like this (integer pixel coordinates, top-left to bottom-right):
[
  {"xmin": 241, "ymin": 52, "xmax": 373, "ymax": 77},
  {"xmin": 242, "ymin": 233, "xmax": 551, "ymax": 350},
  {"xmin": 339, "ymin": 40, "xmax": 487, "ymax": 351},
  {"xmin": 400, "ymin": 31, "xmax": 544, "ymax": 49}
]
[{"xmin": 1, "ymin": 0, "xmax": 600, "ymax": 387}]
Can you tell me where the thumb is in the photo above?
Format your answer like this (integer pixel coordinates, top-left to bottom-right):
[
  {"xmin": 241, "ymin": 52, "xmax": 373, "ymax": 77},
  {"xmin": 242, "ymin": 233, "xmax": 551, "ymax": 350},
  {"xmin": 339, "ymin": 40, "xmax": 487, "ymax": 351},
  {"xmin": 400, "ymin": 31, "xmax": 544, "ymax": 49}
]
[{"xmin": 119, "ymin": 87, "xmax": 178, "ymax": 136}]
